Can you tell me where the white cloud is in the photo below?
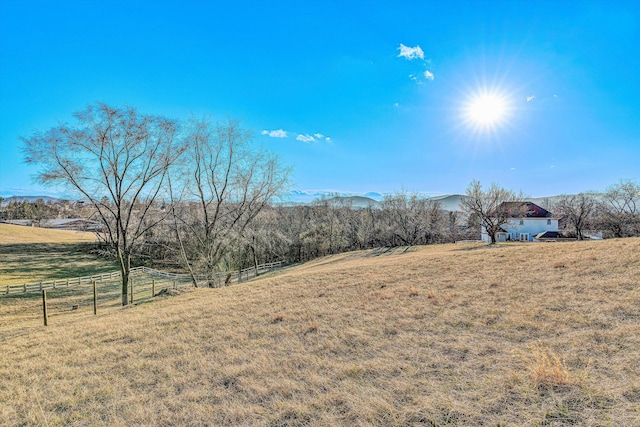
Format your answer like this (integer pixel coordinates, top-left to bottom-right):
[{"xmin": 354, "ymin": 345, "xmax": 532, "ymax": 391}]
[
  {"xmin": 526, "ymin": 95, "xmax": 536, "ymax": 102},
  {"xmin": 313, "ymin": 133, "xmax": 324, "ymax": 139},
  {"xmin": 393, "ymin": 102, "xmax": 399, "ymax": 108},
  {"xmin": 325, "ymin": 137, "xmax": 331, "ymax": 142},
  {"xmin": 398, "ymin": 44, "xmax": 435, "ymax": 83},
  {"xmin": 398, "ymin": 43, "xmax": 424, "ymax": 60},
  {"xmin": 296, "ymin": 134, "xmax": 315, "ymax": 143},
  {"xmin": 261, "ymin": 129, "xmax": 288, "ymax": 138}
]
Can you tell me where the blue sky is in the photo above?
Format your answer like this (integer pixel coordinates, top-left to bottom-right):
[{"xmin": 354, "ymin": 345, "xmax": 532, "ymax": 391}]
[{"xmin": 1, "ymin": 0, "xmax": 638, "ymax": 200}]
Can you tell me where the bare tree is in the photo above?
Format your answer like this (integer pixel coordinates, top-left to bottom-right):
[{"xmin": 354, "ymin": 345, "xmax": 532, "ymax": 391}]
[
  {"xmin": 598, "ymin": 179, "xmax": 640, "ymax": 237},
  {"xmin": 461, "ymin": 180, "xmax": 523, "ymax": 244},
  {"xmin": 380, "ymin": 193, "xmax": 448, "ymax": 246},
  {"xmin": 171, "ymin": 118, "xmax": 289, "ymax": 287},
  {"xmin": 554, "ymin": 193, "xmax": 597, "ymax": 240},
  {"xmin": 238, "ymin": 206, "xmax": 291, "ymax": 271},
  {"xmin": 356, "ymin": 205, "xmax": 380, "ymax": 249},
  {"xmin": 22, "ymin": 103, "xmax": 184, "ymax": 305}
]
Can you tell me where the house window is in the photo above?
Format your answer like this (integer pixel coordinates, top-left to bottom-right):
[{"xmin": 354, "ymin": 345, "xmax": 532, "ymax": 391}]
[
  {"xmin": 519, "ymin": 219, "xmax": 524, "ymax": 225},
  {"xmin": 547, "ymin": 219, "xmax": 551, "ymax": 225}
]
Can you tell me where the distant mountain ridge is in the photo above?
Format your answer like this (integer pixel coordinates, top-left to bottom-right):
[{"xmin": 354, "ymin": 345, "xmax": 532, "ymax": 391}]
[
  {"xmin": 325, "ymin": 196, "xmax": 381, "ymax": 208},
  {"xmin": 288, "ymin": 193, "xmax": 568, "ymax": 213},
  {"xmin": 1, "ymin": 192, "xmax": 572, "ymax": 214},
  {"xmin": 0, "ymin": 195, "xmax": 65, "ymax": 206},
  {"xmin": 428, "ymin": 194, "xmax": 466, "ymax": 212}
]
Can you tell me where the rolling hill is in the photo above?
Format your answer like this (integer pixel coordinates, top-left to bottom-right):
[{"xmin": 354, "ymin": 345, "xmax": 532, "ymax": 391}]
[
  {"xmin": 0, "ymin": 223, "xmax": 97, "ymax": 245},
  {"xmin": 1, "ymin": 238, "xmax": 638, "ymax": 425}
]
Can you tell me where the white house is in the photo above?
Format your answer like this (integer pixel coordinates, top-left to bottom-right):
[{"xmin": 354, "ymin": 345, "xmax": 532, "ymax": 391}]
[{"xmin": 481, "ymin": 202, "xmax": 559, "ymax": 242}]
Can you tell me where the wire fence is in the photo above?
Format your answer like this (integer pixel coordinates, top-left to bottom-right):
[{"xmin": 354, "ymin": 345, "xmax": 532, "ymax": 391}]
[
  {"xmin": 0, "ymin": 262, "xmax": 282, "ymax": 329},
  {"xmin": 1, "ymin": 262, "xmax": 283, "ymax": 296}
]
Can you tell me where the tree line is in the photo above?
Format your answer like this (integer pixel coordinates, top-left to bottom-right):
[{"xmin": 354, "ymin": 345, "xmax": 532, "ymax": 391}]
[
  {"xmin": 18, "ymin": 103, "xmax": 640, "ymax": 305},
  {"xmin": 130, "ymin": 193, "xmax": 464, "ymax": 280},
  {"xmin": 0, "ymin": 198, "xmax": 96, "ymax": 222}
]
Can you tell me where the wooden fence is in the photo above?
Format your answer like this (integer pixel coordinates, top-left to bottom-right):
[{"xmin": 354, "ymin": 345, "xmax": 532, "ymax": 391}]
[
  {"xmin": 1, "ymin": 262, "xmax": 283, "ymax": 296},
  {"xmin": 0, "ymin": 262, "xmax": 283, "ymax": 328}
]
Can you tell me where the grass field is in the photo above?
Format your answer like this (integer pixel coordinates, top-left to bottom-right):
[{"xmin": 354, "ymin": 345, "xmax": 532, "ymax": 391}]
[
  {"xmin": 0, "ymin": 223, "xmax": 116, "ymax": 284},
  {"xmin": 0, "ymin": 223, "xmax": 98, "ymax": 245},
  {"xmin": 1, "ymin": 237, "xmax": 639, "ymax": 425}
]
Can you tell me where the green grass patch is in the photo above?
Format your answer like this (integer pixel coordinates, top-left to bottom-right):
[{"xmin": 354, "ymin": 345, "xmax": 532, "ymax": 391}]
[{"xmin": 0, "ymin": 242, "xmax": 119, "ymax": 284}]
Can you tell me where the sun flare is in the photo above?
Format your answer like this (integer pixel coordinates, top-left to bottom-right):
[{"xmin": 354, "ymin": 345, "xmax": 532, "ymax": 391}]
[
  {"xmin": 468, "ymin": 94, "xmax": 506, "ymax": 124},
  {"xmin": 463, "ymin": 89, "xmax": 511, "ymax": 133}
]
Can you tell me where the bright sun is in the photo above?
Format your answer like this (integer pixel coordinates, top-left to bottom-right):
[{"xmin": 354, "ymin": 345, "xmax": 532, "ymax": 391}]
[
  {"xmin": 468, "ymin": 94, "xmax": 505, "ymax": 124},
  {"xmin": 463, "ymin": 89, "xmax": 511, "ymax": 133}
]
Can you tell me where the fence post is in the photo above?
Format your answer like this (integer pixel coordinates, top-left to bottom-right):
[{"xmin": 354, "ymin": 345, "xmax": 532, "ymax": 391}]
[
  {"xmin": 42, "ymin": 290, "xmax": 48, "ymax": 326},
  {"xmin": 152, "ymin": 279, "xmax": 155, "ymax": 298},
  {"xmin": 93, "ymin": 280, "xmax": 97, "ymax": 315},
  {"xmin": 173, "ymin": 280, "xmax": 177, "ymax": 289}
]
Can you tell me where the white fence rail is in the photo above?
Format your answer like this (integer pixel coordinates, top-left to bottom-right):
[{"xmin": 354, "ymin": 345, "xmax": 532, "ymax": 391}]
[{"xmin": 1, "ymin": 262, "xmax": 283, "ymax": 296}]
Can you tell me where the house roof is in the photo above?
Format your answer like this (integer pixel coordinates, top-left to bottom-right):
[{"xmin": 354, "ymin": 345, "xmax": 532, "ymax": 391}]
[
  {"xmin": 535, "ymin": 231, "xmax": 578, "ymax": 240},
  {"xmin": 495, "ymin": 202, "xmax": 553, "ymax": 218},
  {"xmin": 535, "ymin": 231, "xmax": 562, "ymax": 239}
]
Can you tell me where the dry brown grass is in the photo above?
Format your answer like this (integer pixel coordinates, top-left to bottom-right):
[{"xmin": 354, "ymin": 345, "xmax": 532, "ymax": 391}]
[
  {"xmin": 1, "ymin": 238, "xmax": 639, "ymax": 426},
  {"xmin": 0, "ymin": 223, "xmax": 97, "ymax": 244},
  {"xmin": 525, "ymin": 343, "xmax": 587, "ymax": 388}
]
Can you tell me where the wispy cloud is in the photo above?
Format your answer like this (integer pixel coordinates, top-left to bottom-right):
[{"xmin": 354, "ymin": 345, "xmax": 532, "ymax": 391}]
[
  {"xmin": 397, "ymin": 43, "xmax": 424, "ymax": 60},
  {"xmin": 263, "ymin": 128, "xmax": 331, "ymax": 143},
  {"xmin": 397, "ymin": 43, "xmax": 434, "ymax": 83},
  {"xmin": 295, "ymin": 132, "xmax": 332, "ymax": 143},
  {"xmin": 296, "ymin": 134, "xmax": 316, "ymax": 143},
  {"xmin": 261, "ymin": 129, "xmax": 288, "ymax": 138},
  {"xmin": 526, "ymin": 95, "xmax": 536, "ymax": 102}
]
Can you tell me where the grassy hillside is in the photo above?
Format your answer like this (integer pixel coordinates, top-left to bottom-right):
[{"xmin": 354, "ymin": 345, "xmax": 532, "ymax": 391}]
[
  {"xmin": 0, "ymin": 223, "xmax": 97, "ymax": 245},
  {"xmin": 0, "ymin": 223, "xmax": 117, "ymax": 284},
  {"xmin": 1, "ymin": 239, "xmax": 639, "ymax": 425}
]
